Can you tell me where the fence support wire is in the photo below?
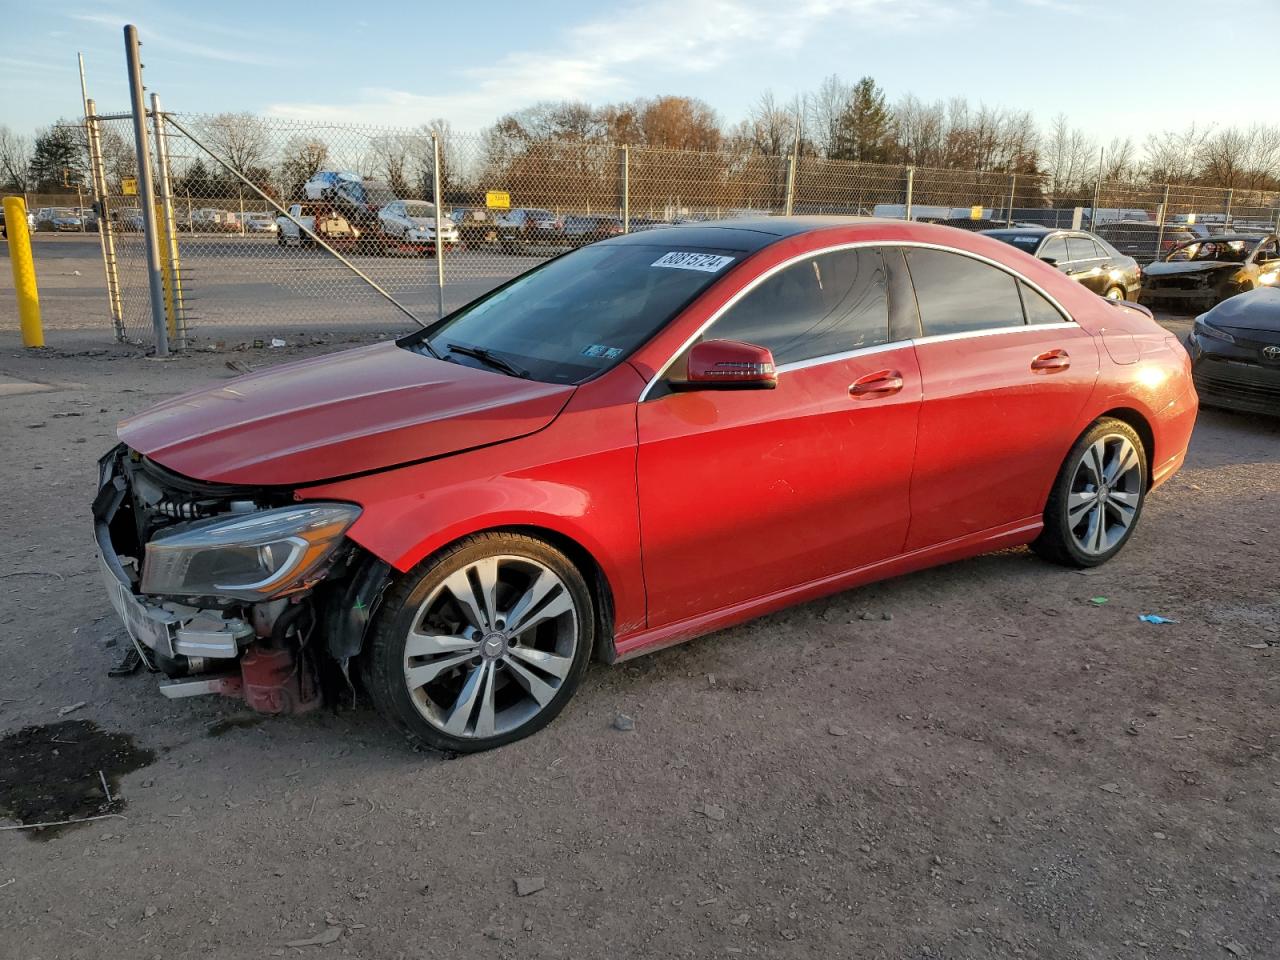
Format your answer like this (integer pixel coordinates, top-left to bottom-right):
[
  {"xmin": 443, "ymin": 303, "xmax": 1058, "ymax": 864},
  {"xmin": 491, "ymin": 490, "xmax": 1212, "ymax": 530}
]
[
  {"xmin": 124, "ymin": 24, "xmax": 170, "ymax": 356},
  {"xmin": 162, "ymin": 114, "xmax": 427, "ymax": 329}
]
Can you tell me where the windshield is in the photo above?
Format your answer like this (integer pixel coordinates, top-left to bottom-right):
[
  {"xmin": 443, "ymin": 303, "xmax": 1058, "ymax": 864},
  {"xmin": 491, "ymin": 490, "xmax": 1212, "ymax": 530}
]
[
  {"xmin": 985, "ymin": 232, "xmax": 1043, "ymax": 252},
  {"xmin": 403, "ymin": 202, "xmax": 437, "ymax": 218},
  {"xmin": 412, "ymin": 243, "xmax": 740, "ymax": 384},
  {"xmin": 52, "ymin": 207, "xmax": 77, "ymax": 217},
  {"xmin": 1166, "ymin": 238, "xmax": 1257, "ymax": 263},
  {"xmin": 358, "ymin": 181, "xmax": 398, "ymax": 206}
]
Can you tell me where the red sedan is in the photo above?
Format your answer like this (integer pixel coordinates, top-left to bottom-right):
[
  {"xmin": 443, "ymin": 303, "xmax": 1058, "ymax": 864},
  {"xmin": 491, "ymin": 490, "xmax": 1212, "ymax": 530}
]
[{"xmin": 96, "ymin": 218, "xmax": 1198, "ymax": 752}]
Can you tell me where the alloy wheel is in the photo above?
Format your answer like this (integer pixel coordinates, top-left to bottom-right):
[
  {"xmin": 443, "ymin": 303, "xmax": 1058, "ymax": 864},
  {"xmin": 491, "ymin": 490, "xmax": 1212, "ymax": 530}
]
[
  {"xmin": 1105, "ymin": 286, "xmax": 1124, "ymax": 300},
  {"xmin": 1066, "ymin": 434, "xmax": 1143, "ymax": 556},
  {"xmin": 401, "ymin": 555, "xmax": 579, "ymax": 739}
]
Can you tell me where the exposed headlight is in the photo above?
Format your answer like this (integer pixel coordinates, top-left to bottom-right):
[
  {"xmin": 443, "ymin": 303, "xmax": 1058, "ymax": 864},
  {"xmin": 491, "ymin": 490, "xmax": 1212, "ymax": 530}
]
[
  {"xmin": 1192, "ymin": 316, "xmax": 1234, "ymax": 344},
  {"xmin": 141, "ymin": 503, "xmax": 360, "ymax": 602}
]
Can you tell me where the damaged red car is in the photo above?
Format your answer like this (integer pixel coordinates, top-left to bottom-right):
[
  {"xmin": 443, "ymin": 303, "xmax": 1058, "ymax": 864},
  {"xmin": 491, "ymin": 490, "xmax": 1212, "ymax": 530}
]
[{"xmin": 95, "ymin": 218, "xmax": 1198, "ymax": 752}]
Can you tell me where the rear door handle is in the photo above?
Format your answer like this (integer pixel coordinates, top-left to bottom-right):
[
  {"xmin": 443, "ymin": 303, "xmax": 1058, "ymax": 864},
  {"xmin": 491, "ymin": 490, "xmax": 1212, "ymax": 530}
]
[
  {"xmin": 1031, "ymin": 349, "xmax": 1070, "ymax": 372},
  {"xmin": 850, "ymin": 369, "xmax": 904, "ymax": 398}
]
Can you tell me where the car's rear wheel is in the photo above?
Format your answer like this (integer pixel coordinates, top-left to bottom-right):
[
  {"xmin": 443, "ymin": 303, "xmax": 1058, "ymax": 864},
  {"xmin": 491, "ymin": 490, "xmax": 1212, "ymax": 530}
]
[
  {"xmin": 1033, "ymin": 418, "xmax": 1147, "ymax": 568},
  {"xmin": 365, "ymin": 532, "xmax": 593, "ymax": 753}
]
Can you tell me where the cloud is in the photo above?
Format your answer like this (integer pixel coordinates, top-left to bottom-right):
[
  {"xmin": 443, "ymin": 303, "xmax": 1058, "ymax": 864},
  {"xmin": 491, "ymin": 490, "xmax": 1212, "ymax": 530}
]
[
  {"xmin": 70, "ymin": 12, "xmax": 278, "ymax": 67},
  {"xmin": 265, "ymin": 0, "xmax": 963, "ymax": 130}
]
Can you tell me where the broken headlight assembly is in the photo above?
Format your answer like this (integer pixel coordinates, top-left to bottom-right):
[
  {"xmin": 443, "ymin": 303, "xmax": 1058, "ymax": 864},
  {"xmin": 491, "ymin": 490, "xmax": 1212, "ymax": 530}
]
[{"xmin": 140, "ymin": 503, "xmax": 361, "ymax": 602}]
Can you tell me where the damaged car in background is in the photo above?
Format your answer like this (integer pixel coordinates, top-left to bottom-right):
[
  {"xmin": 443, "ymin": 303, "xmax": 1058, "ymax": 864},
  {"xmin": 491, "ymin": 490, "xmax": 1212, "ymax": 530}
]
[
  {"xmin": 1140, "ymin": 233, "xmax": 1279, "ymax": 310},
  {"xmin": 94, "ymin": 218, "xmax": 1197, "ymax": 754}
]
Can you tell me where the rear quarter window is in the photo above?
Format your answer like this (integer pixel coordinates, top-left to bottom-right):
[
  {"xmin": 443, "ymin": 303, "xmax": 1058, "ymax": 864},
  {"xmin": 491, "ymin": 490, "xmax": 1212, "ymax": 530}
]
[{"xmin": 905, "ymin": 249, "xmax": 1026, "ymax": 336}]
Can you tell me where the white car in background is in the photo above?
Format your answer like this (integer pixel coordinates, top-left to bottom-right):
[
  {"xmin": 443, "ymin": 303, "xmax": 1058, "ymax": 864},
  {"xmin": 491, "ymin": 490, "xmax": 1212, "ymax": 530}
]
[
  {"xmin": 377, "ymin": 199, "xmax": 460, "ymax": 248},
  {"xmin": 242, "ymin": 212, "xmax": 278, "ymax": 234}
]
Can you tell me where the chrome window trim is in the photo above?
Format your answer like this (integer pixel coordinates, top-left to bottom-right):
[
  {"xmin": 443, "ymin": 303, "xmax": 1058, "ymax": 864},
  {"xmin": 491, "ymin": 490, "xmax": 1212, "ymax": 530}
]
[
  {"xmin": 638, "ymin": 238, "xmax": 1075, "ymax": 402},
  {"xmin": 775, "ymin": 338, "xmax": 909, "ymax": 373}
]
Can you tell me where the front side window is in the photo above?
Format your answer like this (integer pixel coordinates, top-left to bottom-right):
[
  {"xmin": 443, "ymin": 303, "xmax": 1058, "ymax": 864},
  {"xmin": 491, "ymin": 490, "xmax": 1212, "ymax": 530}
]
[
  {"xmin": 412, "ymin": 243, "xmax": 739, "ymax": 384},
  {"xmin": 1040, "ymin": 236, "xmax": 1069, "ymax": 263},
  {"xmin": 905, "ymin": 249, "xmax": 1025, "ymax": 336},
  {"xmin": 707, "ymin": 248, "xmax": 890, "ymax": 365}
]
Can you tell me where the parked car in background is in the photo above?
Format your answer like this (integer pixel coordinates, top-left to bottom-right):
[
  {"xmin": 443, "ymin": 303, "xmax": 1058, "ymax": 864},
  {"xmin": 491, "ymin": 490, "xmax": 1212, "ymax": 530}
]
[
  {"xmin": 981, "ymin": 227, "xmax": 1142, "ymax": 301},
  {"xmin": 496, "ymin": 208, "xmax": 560, "ymax": 252},
  {"xmin": 242, "ymin": 212, "xmax": 278, "ymax": 235},
  {"xmin": 74, "ymin": 207, "xmax": 99, "ymax": 232},
  {"xmin": 113, "ymin": 207, "xmax": 145, "ymax": 232},
  {"xmin": 1140, "ymin": 234, "xmax": 1280, "ymax": 310},
  {"xmin": 1095, "ymin": 221, "xmax": 1199, "ymax": 262},
  {"xmin": 96, "ymin": 217, "xmax": 1195, "ymax": 753},
  {"xmin": 304, "ymin": 171, "xmax": 398, "ymax": 230},
  {"xmin": 1186, "ymin": 287, "xmax": 1280, "ymax": 415},
  {"xmin": 451, "ymin": 208, "xmax": 499, "ymax": 248},
  {"xmin": 35, "ymin": 207, "xmax": 83, "ymax": 232},
  {"xmin": 377, "ymin": 200, "xmax": 461, "ymax": 251},
  {"xmin": 563, "ymin": 215, "xmax": 624, "ymax": 246},
  {"xmin": 275, "ymin": 202, "xmax": 359, "ymax": 248}
]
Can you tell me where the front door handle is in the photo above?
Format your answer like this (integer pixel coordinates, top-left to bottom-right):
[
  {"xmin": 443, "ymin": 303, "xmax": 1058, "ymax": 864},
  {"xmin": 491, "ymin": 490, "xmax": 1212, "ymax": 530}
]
[
  {"xmin": 1031, "ymin": 349, "xmax": 1070, "ymax": 372},
  {"xmin": 850, "ymin": 369, "xmax": 904, "ymax": 398}
]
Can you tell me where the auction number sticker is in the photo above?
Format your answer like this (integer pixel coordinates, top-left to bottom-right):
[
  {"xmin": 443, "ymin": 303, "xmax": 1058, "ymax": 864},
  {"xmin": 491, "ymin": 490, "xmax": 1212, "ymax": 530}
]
[{"xmin": 652, "ymin": 251, "xmax": 735, "ymax": 272}]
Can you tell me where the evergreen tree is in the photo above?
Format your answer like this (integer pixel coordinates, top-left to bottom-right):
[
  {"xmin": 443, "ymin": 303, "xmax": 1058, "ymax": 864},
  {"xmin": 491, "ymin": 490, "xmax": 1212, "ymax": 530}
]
[
  {"xmin": 29, "ymin": 121, "xmax": 86, "ymax": 191},
  {"xmin": 833, "ymin": 77, "xmax": 893, "ymax": 164}
]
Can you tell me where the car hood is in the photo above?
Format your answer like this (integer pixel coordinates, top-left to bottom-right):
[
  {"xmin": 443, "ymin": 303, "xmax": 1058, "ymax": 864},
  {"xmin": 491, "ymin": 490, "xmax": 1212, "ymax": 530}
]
[
  {"xmin": 119, "ymin": 342, "xmax": 574, "ymax": 486},
  {"xmin": 1204, "ymin": 287, "xmax": 1280, "ymax": 334},
  {"xmin": 1144, "ymin": 260, "xmax": 1238, "ymax": 278}
]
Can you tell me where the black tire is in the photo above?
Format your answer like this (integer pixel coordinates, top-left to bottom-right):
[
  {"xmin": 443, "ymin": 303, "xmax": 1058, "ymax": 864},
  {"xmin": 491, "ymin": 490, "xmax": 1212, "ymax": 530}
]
[
  {"xmin": 364, "ymin": 532, "xmax": 594, "ymax": 754},
  {"xmin": 1032, "ymin": 417, "xmax": 1148, "ymax": 568}
]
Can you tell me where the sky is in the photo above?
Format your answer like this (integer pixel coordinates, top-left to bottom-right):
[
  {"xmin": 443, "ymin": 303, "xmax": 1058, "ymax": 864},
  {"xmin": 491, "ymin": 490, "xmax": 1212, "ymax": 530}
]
[{"xmin": 3, "ymin": 1, "xmax": 1274, "ymax": 144}]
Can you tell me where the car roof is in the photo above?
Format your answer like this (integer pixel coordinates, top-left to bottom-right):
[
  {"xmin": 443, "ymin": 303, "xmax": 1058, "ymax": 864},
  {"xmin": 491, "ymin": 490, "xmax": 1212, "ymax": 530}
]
[{"xmin": 602, "ymin": 216, "xmax": 917, "ymax": 253}]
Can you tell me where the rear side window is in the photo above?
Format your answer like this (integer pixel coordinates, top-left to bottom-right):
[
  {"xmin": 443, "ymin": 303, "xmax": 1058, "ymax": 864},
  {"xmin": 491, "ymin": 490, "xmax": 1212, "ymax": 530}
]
[
  {"xmin": 1067, "ymin": 236, "xmax": 1099, "ymax": 261},
  {"xmin": 905, "ymin": 249, "xmax": 1025, "ymax": 336},
  {"xmin": 1020, "ymin": 282, "xmax": 1065, "ymax": 326},
  {"xmin": 709, "ymin": 248, "xmax": 890, "ymax": 364}
]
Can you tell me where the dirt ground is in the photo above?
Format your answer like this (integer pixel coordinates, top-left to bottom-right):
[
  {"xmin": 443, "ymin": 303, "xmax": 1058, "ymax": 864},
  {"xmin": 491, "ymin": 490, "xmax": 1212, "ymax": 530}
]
[{"xmin": 1, "ymin": 319, "xmax": 1278, "ymax": 960}]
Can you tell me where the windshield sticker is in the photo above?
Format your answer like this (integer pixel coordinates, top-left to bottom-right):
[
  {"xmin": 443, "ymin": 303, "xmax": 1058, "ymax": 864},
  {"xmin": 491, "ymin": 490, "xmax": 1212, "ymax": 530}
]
[
  {"xmin": 581, "ymin": 344, "xmax": 623, "ymax": 359},
  {"xmin": 652, "ymin": 251, "xmax": 735, "ymax": 272}
]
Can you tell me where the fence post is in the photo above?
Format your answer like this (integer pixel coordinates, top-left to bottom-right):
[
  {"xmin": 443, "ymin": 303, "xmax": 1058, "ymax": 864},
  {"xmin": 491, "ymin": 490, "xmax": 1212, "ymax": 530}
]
[
  {"xmin": 431, "ymin": 132, "xmax": 446, "ymax": 321},
  {"xmin": 3, "ymin": 197, "xmax": 43, "ymax": 347},
  {"xmin": 1223, "ymin": 188, "xmax": 1233, "ymax": 228},
  {"xmin": 784, "ymin": 155, "xmax": 796, "ymax": 216},
  {"xmin": 83, "ymin": 98, "xmax": 126, "ymax": 340},
  {"xmin": 1154, "ymin": 184, "xmax": 1170, "ymax": 262},
  {"xmin": 620, "ymin": 145, "xmax": 630, "ymax": 233},
  {"xmin": 123, "ymin": 24, "xmax": 170, "ymax": 356},
  {"xmin": 1006, "ymin": 173, "xmax": 1016, "ymax": 227},
  {"xmin": 904, "ymin": 167, "xmax": 914, "ymax": 222},
  {"xmin": 150, "ymin": 93, "xmax": 187, "ymax": 348}
]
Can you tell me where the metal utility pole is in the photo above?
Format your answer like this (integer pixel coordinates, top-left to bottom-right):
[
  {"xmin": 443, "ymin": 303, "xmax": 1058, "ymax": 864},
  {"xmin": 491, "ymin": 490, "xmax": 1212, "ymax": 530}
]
[
  {"xmin": 620, "ymin": 145, "xmax": 630, "ymax": 234},
  {"xmin": 1006, "ymin": 173, "xmax": 1017, "ymax": 227},
  {"xmin": 80, "ymin": 55, "xmax": 126, "ymax": 340},
  {"xmin": 904, "ymin": 167, "xmax": 915, "ymax": 222},
  {"xmin": 431, "ymin": 132, "xmax": 446, "ymax": 320},
  {"xmin": 151, "ymin": 93, "xmax": 187, "ymax": 347},
  {"xmin": 1090, "ymin": 148, "xmax": 1104, "ymax": 231},
  {"xmin": 123, "ymin": 24, "xmax": 170, "ymax": 356},
  {"xmin": 1154, "ymin": 184, "xmax": 1171, "ymax": 264}
]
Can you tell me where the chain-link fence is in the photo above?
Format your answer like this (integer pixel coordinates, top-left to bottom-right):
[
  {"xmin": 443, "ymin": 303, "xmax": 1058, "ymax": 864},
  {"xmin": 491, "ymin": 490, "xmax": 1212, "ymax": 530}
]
[{"xmin": 69, "ymin": 106, "xmax": 1280, "ymax": 349}]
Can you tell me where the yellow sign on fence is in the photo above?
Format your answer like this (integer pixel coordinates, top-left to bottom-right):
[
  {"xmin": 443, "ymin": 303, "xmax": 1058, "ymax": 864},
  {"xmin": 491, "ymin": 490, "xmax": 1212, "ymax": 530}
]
[
  {"xmin": 485, "ymin": 190, "xmax": 511, "ymax": 210},
  {"xmin": 121, "ymin": 177, "xmax": 138, "ymax": 196},
  {"xmin": 969, "ymin": 204, "xmax": 983, "ymax": 220}
]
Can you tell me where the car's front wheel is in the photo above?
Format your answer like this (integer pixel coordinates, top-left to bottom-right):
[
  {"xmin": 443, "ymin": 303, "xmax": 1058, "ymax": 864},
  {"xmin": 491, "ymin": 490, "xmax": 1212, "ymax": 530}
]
[
  {"xmin": 1033, "ymin": 418, "xmax": 1147, "ymax": 568},
  {"xmin": 364, "ymin": 532, "xmax": 593, "ymax": 753}
]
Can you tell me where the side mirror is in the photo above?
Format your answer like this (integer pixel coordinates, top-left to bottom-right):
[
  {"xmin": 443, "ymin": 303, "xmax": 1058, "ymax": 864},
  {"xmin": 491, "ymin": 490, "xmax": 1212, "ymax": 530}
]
[
  {"xmin": 1039, "ymin": 256, "xmax": 1058, "ymax": 266},
  {"xmin": 674, "ymin": 339, "xmax": 777, "ymax": 391}
]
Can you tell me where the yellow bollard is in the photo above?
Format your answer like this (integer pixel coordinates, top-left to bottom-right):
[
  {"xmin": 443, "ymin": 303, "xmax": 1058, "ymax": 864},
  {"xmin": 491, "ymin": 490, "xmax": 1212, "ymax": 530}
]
[{"xmin": 3, "ymin": 196, "xmax": 44, "ymax": 347}]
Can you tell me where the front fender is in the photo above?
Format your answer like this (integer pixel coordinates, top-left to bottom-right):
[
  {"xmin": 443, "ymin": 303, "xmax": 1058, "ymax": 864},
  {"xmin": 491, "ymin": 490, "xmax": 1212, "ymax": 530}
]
[{"xmin": 296, "ymin": 373, "xmax": 648, "ymax": 641}]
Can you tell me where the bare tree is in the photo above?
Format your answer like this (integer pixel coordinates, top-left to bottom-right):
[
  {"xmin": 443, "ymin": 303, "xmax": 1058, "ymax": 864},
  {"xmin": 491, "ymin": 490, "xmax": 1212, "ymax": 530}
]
[
  {"xmin": 807, "ymin": 74, "xmax": 851, "ymax": 159},
  {"xmin": 1141, "ymin": 125, "xmax": 1210, "ymax": 184},
  {"xmin": 203, "ymin": 113, "xmax": 272, "ymax": 181},
  {"xmin": 0, "ymin": 124, "xmax": 32, "ymax": 190},
  {"xmin": 278, "ymin": 136, "xmax": 328, "ymax": 200},
  {"xmin": 1042, "ymin": 114, "xmax": 1097, "ymax": 196}
]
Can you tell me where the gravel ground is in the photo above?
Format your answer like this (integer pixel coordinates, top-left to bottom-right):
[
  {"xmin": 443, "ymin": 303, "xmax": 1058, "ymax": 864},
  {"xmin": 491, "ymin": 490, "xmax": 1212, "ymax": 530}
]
[{"xmin": 0, "ymin": 290, "xmax": 1278, "ymax": 958}]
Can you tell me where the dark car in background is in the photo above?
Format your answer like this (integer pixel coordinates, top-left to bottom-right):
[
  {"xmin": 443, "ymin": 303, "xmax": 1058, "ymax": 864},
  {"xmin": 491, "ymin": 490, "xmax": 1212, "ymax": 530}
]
[
  {"xmin": 1140, "ymin": 234, "xmax": 1280, "ymax": 311},
  {"xmin": 451, "ymin": 208, "xmax": 499, "ymax": 248},
  {"xmin": 981, "ymin": 227, "xmax": 1142, "ymax": 301},
  {"xmin": 1095, "ymin": 221, "xmax": 1199, "ymax": 262},
  {"xmin": 1186, "ymin": 288, "xmax": 1280, "ymax": 415},
  {"xmin": 496, "ymin": 208, "xmax": 561, "ymax": 252},
  {"xmin": 563, "ymin": 215, "xmax": 624, "ymax": 246}
]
